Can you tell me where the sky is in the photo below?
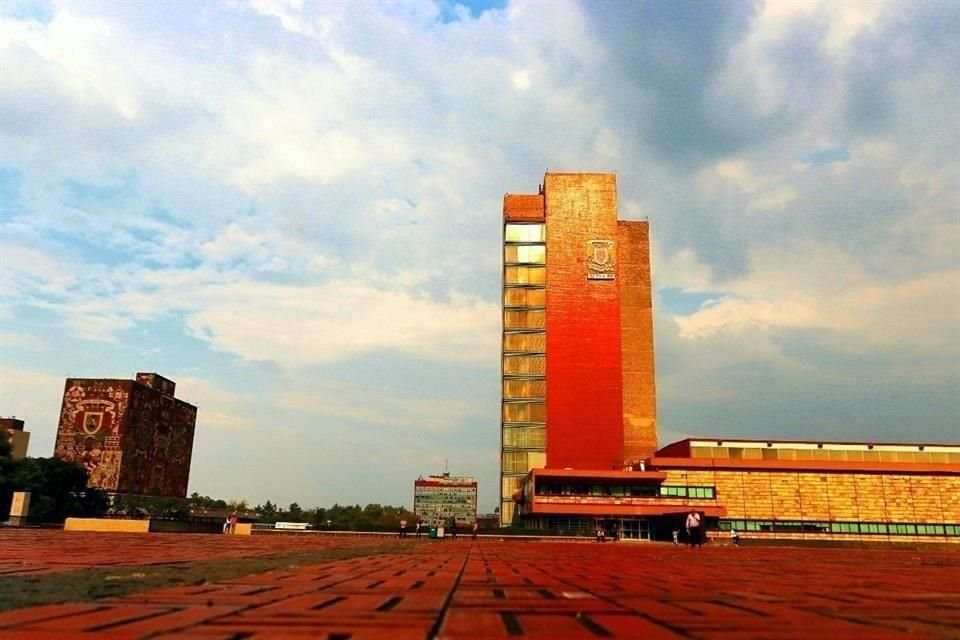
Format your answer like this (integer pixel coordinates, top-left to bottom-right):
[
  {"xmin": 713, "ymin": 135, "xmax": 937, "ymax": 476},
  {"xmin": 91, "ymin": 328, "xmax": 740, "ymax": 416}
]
[{"xmin": 0, "ymin": 0, "xmax": 957, "ymax": 513}]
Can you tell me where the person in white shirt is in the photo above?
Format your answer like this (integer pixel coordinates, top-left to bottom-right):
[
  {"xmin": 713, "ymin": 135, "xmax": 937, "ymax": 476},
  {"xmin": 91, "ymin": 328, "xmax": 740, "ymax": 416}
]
[{"xmin": 685, "ymin": 510, "xmax": 703, "ymax": 547}]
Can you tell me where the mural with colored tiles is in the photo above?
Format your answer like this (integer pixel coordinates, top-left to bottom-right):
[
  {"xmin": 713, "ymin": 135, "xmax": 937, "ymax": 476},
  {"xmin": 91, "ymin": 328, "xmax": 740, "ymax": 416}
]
[{"xmin": 54, "ymin": 374, "xmax": 197, "ymax": 498}]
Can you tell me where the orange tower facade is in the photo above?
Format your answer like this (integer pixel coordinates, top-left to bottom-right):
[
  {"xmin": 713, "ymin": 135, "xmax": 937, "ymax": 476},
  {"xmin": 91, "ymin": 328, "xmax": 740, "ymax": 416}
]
[{"xmin": 500, "ymin": 173, "xmax": 657, "ymax": 524}]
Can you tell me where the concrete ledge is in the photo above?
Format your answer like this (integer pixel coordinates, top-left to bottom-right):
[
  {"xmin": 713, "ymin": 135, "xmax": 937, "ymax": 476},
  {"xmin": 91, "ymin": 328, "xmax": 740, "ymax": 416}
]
[{"xmin": 64, "ymin": 518, "xmax": 150, "ymax": 533}]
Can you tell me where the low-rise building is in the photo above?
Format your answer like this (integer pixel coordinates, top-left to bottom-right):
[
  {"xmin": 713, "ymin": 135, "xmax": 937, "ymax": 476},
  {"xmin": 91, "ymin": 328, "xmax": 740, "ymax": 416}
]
[{"xmin": 515, "ymin": 438, "xmax": 960, "ymax": 543}]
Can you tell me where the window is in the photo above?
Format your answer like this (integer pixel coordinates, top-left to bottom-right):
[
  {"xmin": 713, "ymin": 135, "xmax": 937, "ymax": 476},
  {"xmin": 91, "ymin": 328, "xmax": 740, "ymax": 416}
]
[
  {"xmin": 502, "ymin": 378, "xmax": 546, "ymax": 399},
  {"xmin": 503, "ymin": 354, "xmax": 546, "ymax": 376},
  {"xmin": 502, "ymin": 476, "xmax": 522, "ymax": 496},
  {"xmin": 659, "ymin": 486, "xmax": 688, "ymax": 498},
  {"xmin": 505, "ymin": 224, "xmax": 545, "ymax": 243},
  {"xmin": 504, "ymin": 288, "xmax": 546, "ymax": 308},
  {"xmin": 630, "ymin": 485, "xmax": 658, "ymax": 497},
  {"xmin": 688, "ymin": 487, "xmax": 716, "ymax": 499},
  {"xmin": 503, "ymin": 332, "xmax": 546, "ymax": 354},
  {"xmin": 504, "ymin": 309, "xmax": 546, "ymax": 330},
  {"xmin": 503, "ymin": 427, "xmax": 546, "ymax": 449},
  {"xmin": 502, "ymin": 401, "xmax": 546, "ymax": 424},
  {"xmin": 916, "ymin": 524, "xmax": 945, "ymax": 536},
  {"xmin": 505, "ymin": 245, "xmax": 546, "ymax": 264},
  {"xmin": 504, "ymin": 266, "xmax": 546, "ymax": 285},
  {"xmin": 718, "ymin": 520, "xmax": 959, "ymax": 536},
  {"xmin": 502, "ymin": 452, "xmax": 530, "ymax": 473}
]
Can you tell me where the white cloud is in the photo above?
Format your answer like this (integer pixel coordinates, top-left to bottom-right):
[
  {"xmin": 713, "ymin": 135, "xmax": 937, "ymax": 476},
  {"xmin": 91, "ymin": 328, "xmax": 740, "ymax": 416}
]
[
  {"xmin": 183, "ymin": 279, "xmax": 499, "ymax": 366},
  {"xmin": 666, "ymin": 243, "xmax": 960, "ymax": 357},
  {"xmin": 0, "ymin": 365, "xmax": 64, "ymax": 455}
]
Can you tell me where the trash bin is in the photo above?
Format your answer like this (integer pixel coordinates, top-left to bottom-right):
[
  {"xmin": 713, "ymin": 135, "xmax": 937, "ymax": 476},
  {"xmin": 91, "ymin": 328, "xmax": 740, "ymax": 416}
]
[{"xmin": 428, "ymin": 526, "xmax": 438, "ymax": 539}]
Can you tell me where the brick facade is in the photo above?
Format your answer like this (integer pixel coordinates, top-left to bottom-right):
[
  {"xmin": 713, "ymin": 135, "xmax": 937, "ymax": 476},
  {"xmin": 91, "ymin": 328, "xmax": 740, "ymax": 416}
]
[
  {"xmin": 53, "ymin": 373, "xmax": 197, "ymax": 498},
  {"xmin": 660, "ymin": 467, "xmax": 960, "ymax": 542},
  {"xmin": 544, "ymin": 173, "xmax": 624, "ymax": 471}
]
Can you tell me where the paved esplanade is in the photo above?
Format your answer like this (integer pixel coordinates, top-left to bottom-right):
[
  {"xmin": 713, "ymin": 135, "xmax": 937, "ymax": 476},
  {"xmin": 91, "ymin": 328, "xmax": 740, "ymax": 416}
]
[{"xmin": 1, "ymin": 530, "xmax": 957, "ymax": 639}]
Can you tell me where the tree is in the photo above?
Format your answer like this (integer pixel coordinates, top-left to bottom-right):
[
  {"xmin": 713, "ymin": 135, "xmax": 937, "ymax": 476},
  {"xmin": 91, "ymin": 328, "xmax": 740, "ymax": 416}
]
[
  {"xmin": 287, "ymin": 502, "xmax": 304, "ymax": 521},
  {"xmin": 2, "ymin": 455, "xmax": 108, "ymax": 523}
]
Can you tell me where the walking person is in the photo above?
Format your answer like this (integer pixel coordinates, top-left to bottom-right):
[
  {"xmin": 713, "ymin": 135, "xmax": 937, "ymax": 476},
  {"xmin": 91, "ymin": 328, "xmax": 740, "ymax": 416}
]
[
  {"xmin": 472, "ymin": 521, "xmax": 479, "ymax": 540},
  {"xmin": 415, "ymin": 521, "xmax": 422, "ymax": 539},
  {"xmin": 400, "ymin": 518, "xmax": 407, "ymax": 539},
  {"xmin": 730, "ymin": 528, "xmax": 740, "ymax": 547},
  {"xmin": 672, "ymin": 528, "xmax": 680, "ymax": 546},
  {"xmin": 685, "ymin": 510, "xmax": 702, "ymax": 547},
  {"xmin": 228, "ymin": 511, "xmax": 238, "ymax": 535},
  {"xmin": 449, "ymin": 517, "xmax": 457, "ymax": 540}
]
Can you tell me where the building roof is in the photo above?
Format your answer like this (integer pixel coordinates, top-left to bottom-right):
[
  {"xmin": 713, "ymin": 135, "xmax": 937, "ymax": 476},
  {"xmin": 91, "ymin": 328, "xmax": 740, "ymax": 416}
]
[
  {"xmin": 649, "ymin": 456, "xmax": 960, "ymax": 475},
  {"xmin": 503, "ymin": 194, "xmax": 544, "ymax": 222},
  {"xmin": 530, "ymin": 469, "xmax": 667, "ymax": 482},
  {"xmin": 657, "ymin": 437, "xmax": 960, "ymax": 454}
]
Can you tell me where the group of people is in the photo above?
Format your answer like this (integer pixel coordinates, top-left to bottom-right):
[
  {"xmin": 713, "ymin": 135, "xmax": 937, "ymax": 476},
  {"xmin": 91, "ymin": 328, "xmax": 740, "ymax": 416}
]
[{"xmin": 399, "ymin": 518, "xmax": 479, "ymax": 540}]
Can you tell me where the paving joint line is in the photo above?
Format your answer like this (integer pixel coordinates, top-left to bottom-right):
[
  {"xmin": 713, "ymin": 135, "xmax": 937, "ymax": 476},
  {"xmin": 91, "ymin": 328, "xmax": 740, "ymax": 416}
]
[{"xmin": 426, "ymin": 546, "xmax": 471, "ymax": 640}]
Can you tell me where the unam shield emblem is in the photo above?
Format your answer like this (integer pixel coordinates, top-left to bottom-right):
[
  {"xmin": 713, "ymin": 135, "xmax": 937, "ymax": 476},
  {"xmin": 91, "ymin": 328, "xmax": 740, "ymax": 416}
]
[{"xmin": 586, "ymin": 240, "xmax": 615, "ymax": 280}]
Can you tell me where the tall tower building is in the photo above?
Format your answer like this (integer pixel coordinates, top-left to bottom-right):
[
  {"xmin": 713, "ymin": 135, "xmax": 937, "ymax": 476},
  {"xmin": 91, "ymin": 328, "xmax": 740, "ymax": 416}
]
[{"xmin": 499, "ymin": 173, "xmax": 657, "ymax": 525}]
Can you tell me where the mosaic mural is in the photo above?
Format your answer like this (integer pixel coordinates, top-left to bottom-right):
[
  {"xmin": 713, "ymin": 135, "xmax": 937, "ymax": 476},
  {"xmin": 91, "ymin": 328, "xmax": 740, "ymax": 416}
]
[{"xmin": 54, "ymin": 375, "xmax": 197, "ymax": 498}]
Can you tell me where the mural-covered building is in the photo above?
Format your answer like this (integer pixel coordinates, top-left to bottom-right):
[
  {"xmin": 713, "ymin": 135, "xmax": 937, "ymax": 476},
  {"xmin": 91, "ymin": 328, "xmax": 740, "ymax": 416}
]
[
  {"xmin": 53, "ymin": 373, "xmax": 197, "ymax": 498},
  {"xmin": 413, "ymin": 473, "xmax": 478, "ymax": 527}
]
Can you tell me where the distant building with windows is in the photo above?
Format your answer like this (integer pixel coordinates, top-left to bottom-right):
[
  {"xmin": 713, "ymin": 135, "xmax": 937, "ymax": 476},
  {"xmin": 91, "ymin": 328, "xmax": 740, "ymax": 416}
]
[
  {"xmin": 1, "ymin": 417, "xmax": 30, "ymax": 459},
  {"xmin": 413, "ymin": 473, "xmax": 477, "ymax": 527},
  {"xmin": 53, "ymin": 373, "xmax": 197, "ymax": 498}
]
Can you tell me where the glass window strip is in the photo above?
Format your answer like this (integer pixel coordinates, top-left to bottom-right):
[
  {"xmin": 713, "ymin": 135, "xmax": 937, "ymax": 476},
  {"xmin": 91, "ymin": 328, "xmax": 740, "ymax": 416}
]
[{"xmin": 715, "ymin": 519, "xmax": 960, "ymax": 536}]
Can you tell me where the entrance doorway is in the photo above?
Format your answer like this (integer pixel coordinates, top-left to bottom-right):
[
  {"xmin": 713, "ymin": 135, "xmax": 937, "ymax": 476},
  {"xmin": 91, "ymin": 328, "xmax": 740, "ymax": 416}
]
[
  {"xmin": 597, "ymin": 518, "xmax": 651, "ymax": 541},
  {"xmin": 618, "ymin": 518, "xmax": 650, "ymax": 541}
]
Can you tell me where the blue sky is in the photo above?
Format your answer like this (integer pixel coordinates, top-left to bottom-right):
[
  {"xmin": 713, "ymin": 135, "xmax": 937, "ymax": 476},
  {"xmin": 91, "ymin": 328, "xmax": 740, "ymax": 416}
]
[{"xmin": 1, "ymin": 0, "xmax": 957, "ymax": 512}]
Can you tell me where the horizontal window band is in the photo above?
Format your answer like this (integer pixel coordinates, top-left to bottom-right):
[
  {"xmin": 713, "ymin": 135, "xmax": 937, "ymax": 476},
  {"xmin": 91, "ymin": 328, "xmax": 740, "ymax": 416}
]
[
  {"xmin": 504, "ymin": 305, "xmax": 546, "ymax": 311},
  {"xmin": 716, "ymin": 519, "xmax": 960, "ymax": 536},
  {"xmin": 501, "ymin": 421, "xmax": 547, "ymax": 427},
  {"xmin": 503, "ymin": 284, "xmax": 546, "ymax": 290},
  {"xmin": 502, "ymin": 398, "xmax": 546, "ymax": 404}
]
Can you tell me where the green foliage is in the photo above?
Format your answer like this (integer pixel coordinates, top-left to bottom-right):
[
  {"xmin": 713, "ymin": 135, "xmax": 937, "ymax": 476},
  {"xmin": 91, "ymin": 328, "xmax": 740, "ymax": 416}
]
[
  {"xmin": 0, "ymin": 454, "xmax": 108, "ymax": 523},
  {"xmin": 246, "ymin": 498, "xmax": 416, "ymax": 531},
  {"xmin": 187, "ymin": 492, "xmax": 227, "ymax": 509}
]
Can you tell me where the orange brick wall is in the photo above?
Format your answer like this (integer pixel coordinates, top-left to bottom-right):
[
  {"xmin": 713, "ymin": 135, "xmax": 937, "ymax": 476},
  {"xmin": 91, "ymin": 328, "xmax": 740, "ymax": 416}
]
[
  {"xmin": 667, "ymin": 468, "xmax": 960, "ymax": 541},
  {"xmin": 618, "ymin": 220, "xmax": 657, "ymax": 463},
  {"xmin": 544, "ymin": 173, "xmax": 624, "ymax": 470}
]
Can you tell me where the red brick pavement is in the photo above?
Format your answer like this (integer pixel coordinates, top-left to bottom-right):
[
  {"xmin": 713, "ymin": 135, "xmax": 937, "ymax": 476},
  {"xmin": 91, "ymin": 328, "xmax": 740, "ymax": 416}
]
[
  {"xmin": 1, "ymin": 532, "xmax": 958, "ymax": 639},
  {"xmin": 0, "ymin": 529, "xmax": 336, "ymax": 577}
]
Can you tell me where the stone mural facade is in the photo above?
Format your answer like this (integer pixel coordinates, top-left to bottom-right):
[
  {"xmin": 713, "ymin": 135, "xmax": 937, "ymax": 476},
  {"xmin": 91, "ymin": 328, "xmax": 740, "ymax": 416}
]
[{"xmin": 53, "ymin": 373, "xmax": 197, "ymax": 497}]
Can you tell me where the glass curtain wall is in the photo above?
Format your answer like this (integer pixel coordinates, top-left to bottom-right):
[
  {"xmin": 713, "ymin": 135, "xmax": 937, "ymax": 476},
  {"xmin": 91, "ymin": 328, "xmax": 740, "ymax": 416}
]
[{"xmin": 501, "ymin": 223, "xmax": 547, "ymax": 525}]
